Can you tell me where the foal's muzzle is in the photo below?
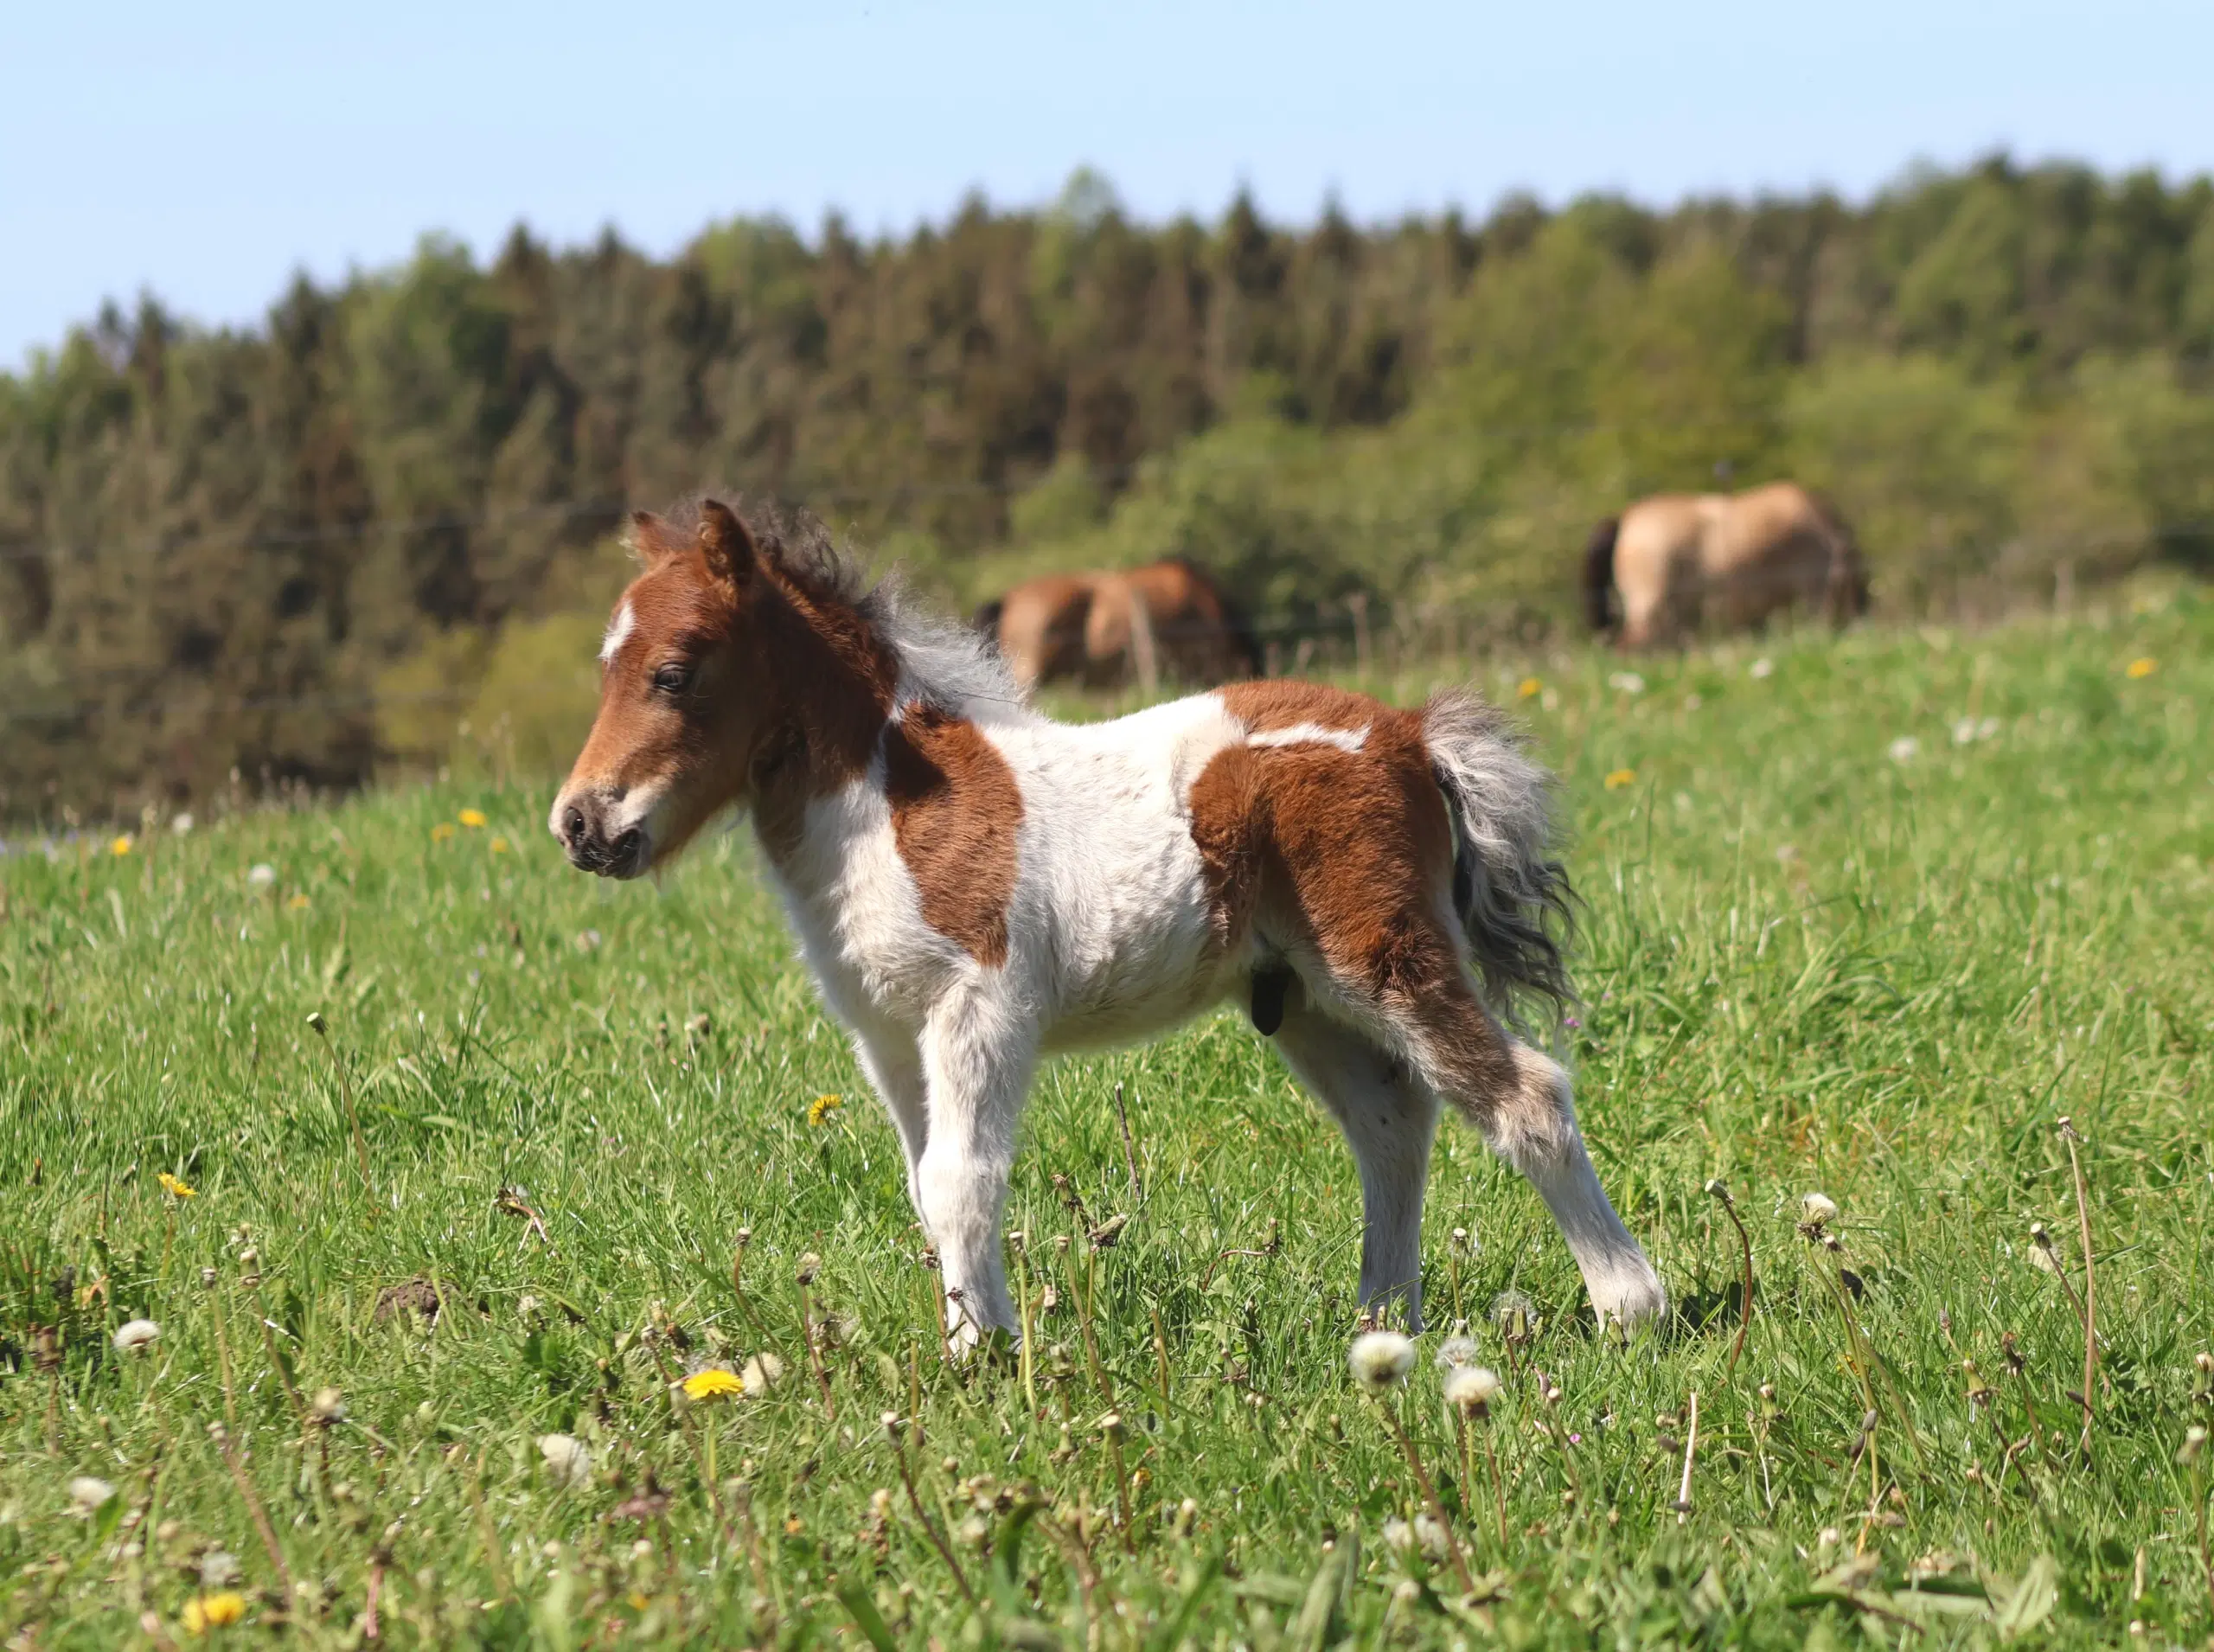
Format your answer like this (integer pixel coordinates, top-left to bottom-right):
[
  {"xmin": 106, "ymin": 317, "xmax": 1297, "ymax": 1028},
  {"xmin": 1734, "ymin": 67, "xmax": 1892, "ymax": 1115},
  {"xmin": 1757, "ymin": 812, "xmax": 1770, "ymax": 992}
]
[{"xmin": 554, "ymin": 792, "xmax": 649, "ymax": 879}]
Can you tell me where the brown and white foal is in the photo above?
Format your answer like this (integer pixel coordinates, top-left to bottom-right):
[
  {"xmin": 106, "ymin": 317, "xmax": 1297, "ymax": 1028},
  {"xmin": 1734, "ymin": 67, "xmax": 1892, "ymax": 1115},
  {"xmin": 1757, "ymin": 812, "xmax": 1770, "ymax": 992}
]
[{"xmin": 552, "ymin": 497, "xmax": 1665, "ymax": 1341}]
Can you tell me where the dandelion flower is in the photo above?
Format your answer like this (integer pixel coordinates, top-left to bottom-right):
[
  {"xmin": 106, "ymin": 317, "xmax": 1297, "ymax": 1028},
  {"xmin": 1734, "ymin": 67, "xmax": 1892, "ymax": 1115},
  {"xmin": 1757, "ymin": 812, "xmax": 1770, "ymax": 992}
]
[
  {"xmin": 1517, "ymin": 676, "xmax": 1541, "ymax": 700},
  {"xmin": 1603, "ymin": 768, "xmax": 1636, "ymax": 791},
  {"xmin": 285, "ymin": 893, "xmax": 310, "ymax": 911},
  {"xmin": 490, "ymin": 836, "xmax": 511, "ymax": 854},
  {"xmin": 431, "ymin": 822, "xmax": 456, "ymax": 843},
  {"xmin": 538, "ymin": 1433, "xmax": 592, "ymax": 1487},
  {"xmin": 1433, "ymin": 1335, "xmax": 1480, "ymax": 1370},
  {"xmin": 1347, "ymin": 1330, "xmax": 1417, "ymax": 1393},
  {"xmin": 246, "ymin": 863, "xmax": 276, "ymax": 888},
  {"xmin": 111, "ymin": 835, "xmax": 133, "ymax": 857},
  {"xmin": 1799, "ymin": 1191, "xmax": 1839, "ymax": 1227},
  {"xmin": 158, "ymin": 1171, "xmax": 196, "ymax": 1201},
  {"xmin": 182, "ymin": 1591, "xmax": 246, "ymax": 1633},
  {"xmin": 67, "ymin": 1476, "xmax": 116, "ymax": 1514},
  {"xmin": 458, "ymin": 809, "xmax": 488, "ymax": 829},
  {"xmin": 1443, "ymin": 1365, "xmax": 1503, "ymax": 1412},
  {"xmin": 2125, "ymin": 657, "xmax": 2156, "ymax": 679},
  {"xmin": 113, "ymin": 1318, "xmax": 161, "ymax": 1354},
  {"xmin": 681, "ymin": 1367, "xmax": 743, "ymax": 1402},
  {"xmin": 807, "ymin": 1093, "xmax": 843, "ymax": 1127}
]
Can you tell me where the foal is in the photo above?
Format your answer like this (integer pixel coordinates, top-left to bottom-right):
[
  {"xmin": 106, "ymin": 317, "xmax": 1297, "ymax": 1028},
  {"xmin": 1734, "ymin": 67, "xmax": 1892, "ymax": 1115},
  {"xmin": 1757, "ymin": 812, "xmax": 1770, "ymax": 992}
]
[{"xmin": 552, "ymin": 497, "xmax": 1666, "ymax": 1340}]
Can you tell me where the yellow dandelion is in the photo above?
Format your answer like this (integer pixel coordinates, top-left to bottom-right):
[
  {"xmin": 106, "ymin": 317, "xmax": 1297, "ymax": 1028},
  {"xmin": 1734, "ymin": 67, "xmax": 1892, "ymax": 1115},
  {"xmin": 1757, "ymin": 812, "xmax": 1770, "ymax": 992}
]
[
  {"xmin": 157, "ymin": 1171, "xmax": 196, "ymax": 1201},
  {"xmin": 1604, "ymin": 768, "xmax": 1637, "ymax": 791},
  {"xmin": 681, "ymin": 1367, "xmax": 744, "ymax": 1401},
  {"xmin": 285, "ymin": 893, "xmax": 310, "ymax": 910},
  {"xmin": 431, "ymin": 822, "xmax": 457, "ymax": 843},
  {"xmin": 182, "ymin": 1591, "xmax": 247, "ymax": 1634},
  {"xmin": 807, "ymin": 1093, "xmax": 843, "ymax": 1127},
  {"xmin": 2125, "ymin": 656, "xmax": 2156, "ymax": 679},
  {"xmin": 1517, "ymin": 676, "xmax": 1541, "ymax": 700},
  {"xmin": 458, "ymin": 808, "xmax": 488, "ymax": 829},
  {"xmin": 111, "ymin": 835, "xmax": 134, "ymax": 856},
  {"xmin": 490, "ymin": 836, "xmax": 511, "ymax": 854}
]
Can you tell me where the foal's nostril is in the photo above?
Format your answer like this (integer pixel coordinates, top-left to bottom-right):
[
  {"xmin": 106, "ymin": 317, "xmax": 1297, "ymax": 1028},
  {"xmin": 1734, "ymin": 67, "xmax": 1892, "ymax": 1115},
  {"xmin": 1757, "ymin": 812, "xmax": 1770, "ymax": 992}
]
[
  {"xmin": 563, "ymin": 806, "xmax": 585, "ymax": 843},
  {"xmin": 611, "ymin": 827, "xmax": 642, "ymax": 865}
]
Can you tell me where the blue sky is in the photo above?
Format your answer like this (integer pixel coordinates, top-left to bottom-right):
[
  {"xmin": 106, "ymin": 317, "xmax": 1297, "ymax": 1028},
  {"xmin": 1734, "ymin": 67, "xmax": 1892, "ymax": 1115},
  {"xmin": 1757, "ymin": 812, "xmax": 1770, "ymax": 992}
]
[{"xmin": 7, "ymin": 0, "xmax": 2211, "ymax": 368}]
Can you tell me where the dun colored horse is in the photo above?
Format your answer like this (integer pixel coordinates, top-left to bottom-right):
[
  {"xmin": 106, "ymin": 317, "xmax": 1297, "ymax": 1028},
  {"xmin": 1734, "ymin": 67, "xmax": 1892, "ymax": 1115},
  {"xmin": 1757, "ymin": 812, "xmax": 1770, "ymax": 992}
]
[
  {"xmin": 975, "ymin": 559, "xmax": 1260, "ymax": 690},
  {"xmin": 1584, "ymin": 481, "xmax": 1868, "ymax": 648},
  {"xmin": 553, "ymin": 496, "xmax": 1664, "ymax": 1342}
]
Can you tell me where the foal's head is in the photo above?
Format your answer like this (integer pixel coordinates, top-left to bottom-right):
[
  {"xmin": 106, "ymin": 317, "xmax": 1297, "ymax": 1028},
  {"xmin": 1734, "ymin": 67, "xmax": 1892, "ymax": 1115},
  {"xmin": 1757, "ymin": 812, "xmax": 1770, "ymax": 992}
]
[{"xmin": 551, "ymin": 498, "xmax": 876, "ymax": 878}]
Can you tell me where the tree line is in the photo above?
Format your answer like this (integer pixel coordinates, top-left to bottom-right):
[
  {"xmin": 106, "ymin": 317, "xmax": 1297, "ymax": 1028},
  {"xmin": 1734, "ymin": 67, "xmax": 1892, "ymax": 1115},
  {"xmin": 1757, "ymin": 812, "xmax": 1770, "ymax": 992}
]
[{"xmin": 3, "ymin": 157, "xmax": 2212, "ymax": 812}]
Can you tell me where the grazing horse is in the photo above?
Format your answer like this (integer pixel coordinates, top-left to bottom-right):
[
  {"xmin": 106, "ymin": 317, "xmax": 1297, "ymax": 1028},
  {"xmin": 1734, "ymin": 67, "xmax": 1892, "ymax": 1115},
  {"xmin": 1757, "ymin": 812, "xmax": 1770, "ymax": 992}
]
[
  {"xmin": 553, "ymin": 496, "xmax": 1664, "ymax": 1342},
  {"xmin": 976, "ymin": 559, "xmax": 1260, "ymax": 690},
  {"xmin": 1584, "ymin": 481, "xmax": 1868, "ymax": 649}
]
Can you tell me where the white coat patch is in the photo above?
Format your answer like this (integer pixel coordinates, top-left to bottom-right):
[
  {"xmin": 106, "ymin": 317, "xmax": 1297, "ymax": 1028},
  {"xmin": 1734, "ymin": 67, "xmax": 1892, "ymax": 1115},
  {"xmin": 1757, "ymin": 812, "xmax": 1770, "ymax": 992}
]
[
  {"xmin": 599, "ymin": 601, "xmax": 635, "ymax": 665},
  {"xmin": 1246, "ymin": 721, "xmax": 1368, "ymax": 753}
]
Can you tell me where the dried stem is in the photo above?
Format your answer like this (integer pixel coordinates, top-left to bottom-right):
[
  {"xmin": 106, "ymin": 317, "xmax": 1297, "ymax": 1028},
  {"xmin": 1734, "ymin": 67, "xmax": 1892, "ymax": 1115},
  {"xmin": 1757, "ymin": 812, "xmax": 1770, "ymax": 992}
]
[
  {"xmin": 1676, "ymin": 1389, "xmax": 1699, "ymax": 1524},
  {"xmin": 886, "ymin": 1417, "xmax": 974, "ymax": 1604},
  {"xmin": 1111, "ymin": 1080, "xmax": 1142, "ymax": 1201},
  {"xmin": 307, "ymin": 1012, "xmax": 376, "ymax": 1210},
  {"xmin": 208, "ymin": 1424, "xmax": 291, "ymax": 1598},
  {"xmin": 2058, "ymin": 1117, "xmax": 2097, "ymax": 1462},
  {"xmin": 1379, "ymin": 1400, "xmax": 1475, "ymax": 1595}
]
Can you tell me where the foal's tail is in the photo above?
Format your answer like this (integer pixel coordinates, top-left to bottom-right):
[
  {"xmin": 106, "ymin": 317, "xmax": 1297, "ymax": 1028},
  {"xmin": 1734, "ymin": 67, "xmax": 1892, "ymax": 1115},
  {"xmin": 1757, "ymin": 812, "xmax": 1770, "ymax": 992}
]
[{"xmin": 1423, "ymin": 689, "xmax": 1575, "ymax": 1028}]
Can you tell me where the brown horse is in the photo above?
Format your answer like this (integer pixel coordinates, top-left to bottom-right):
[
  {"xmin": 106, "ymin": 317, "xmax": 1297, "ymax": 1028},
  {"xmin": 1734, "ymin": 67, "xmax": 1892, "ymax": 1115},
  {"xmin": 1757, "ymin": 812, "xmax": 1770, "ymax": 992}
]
[
  {"xmin": 1584, "ymin": 482, "xmax": 1867, "ymax": 648},
  {"xmin": 975, "ymin": 559, "xmax": 1260, "ymax": 689}
]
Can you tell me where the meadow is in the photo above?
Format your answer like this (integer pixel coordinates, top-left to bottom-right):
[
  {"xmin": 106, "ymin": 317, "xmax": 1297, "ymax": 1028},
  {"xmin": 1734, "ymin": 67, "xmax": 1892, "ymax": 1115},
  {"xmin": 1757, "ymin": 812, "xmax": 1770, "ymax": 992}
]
[{"xmin": 3, "ymin": 588, "xmax": 2211, "ymax": 1649}]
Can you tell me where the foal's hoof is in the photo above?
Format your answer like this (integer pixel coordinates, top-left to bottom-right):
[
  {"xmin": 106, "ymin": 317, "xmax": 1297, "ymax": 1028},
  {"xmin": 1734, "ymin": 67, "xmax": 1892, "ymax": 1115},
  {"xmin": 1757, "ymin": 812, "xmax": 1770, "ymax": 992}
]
[{"xmin": 1589, "ymin": 1259, "xmax": 1669, "ymax": 1336}]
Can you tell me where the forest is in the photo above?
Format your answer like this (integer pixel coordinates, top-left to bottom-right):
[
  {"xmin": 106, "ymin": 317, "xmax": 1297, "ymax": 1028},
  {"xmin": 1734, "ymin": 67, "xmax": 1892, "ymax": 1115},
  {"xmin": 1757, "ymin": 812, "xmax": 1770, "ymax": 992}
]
[{"xmin": 3, "ymin": 156, "xmax": 2212, "ymax": 811}]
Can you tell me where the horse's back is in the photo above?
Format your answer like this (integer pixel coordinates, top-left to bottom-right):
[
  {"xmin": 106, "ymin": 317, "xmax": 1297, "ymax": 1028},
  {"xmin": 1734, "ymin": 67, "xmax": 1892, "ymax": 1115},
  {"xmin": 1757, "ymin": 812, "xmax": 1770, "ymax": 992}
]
[
  {"xmin": 1703, "ymin": 483, "xmax": 1833, "ymax": 619},
  {"xmin": 995, "ymin": 572, "xmax": 1095, "ymax": 686}
]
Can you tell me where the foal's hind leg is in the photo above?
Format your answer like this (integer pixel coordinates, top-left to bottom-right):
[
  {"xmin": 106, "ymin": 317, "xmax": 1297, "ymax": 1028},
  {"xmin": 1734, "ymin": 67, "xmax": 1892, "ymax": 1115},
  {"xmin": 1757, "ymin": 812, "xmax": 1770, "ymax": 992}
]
[
  {"xmin": 1270, "ymin": 996, "xmax": 1439, "ymax": 1332},
  {"xmin": 1331, "ymin": 920, "xmax": 1667, "ymax": 1329}
]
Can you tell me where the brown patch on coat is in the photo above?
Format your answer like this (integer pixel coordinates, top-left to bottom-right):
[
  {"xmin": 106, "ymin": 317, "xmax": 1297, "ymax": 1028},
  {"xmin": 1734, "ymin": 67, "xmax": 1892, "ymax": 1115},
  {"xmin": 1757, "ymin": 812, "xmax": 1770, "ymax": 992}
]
[
  {"xmin": 1187, "ymin": 683, "xmax": 1520, "ymax": 1098},
  {"xmin": 883, "ymin": 706, "xmax": 1023, "ymax": 968},
  {"xmin": 1217, "ymin": 679, "xmax": 1398, "ymax": 737}
]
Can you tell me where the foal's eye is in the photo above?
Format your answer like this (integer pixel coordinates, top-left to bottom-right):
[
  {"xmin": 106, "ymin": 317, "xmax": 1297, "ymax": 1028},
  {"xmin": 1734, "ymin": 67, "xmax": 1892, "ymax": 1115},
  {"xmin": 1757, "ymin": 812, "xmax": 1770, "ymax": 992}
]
[{"xmin": 652, "ymin": 663, "xmax": 691, "ymax": 695}]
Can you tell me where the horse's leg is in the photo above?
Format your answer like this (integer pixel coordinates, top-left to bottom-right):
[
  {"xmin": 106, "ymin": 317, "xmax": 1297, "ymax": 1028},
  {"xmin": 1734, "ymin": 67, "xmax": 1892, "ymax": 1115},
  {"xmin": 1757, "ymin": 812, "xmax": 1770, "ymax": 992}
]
[
  {"xmin": 1335, "ymin": 913, "xmax": 1666, "ymax": 1330},
  {"xmin": 850, "ymin": 1023, "xmax": 928, "ymax": 1207},
  {"xmin": 1270, "ymin": 992, "xmax": 1439, "ymax": 1332},
  {"xmin": 915, "ymin": 983, "xmax": 1036, "ymax": 1344}
]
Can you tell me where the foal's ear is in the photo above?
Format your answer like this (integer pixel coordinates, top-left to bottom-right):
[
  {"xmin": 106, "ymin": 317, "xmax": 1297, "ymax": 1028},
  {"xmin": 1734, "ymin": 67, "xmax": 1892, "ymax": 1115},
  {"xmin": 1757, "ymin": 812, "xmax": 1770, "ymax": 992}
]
[
  {"xmin": 694, "ymin": 499, "xmax": 758, "ymax": 590},
  {"xmin": 626, "ymin": 510, "xmax": 688, "ymax": 567}
]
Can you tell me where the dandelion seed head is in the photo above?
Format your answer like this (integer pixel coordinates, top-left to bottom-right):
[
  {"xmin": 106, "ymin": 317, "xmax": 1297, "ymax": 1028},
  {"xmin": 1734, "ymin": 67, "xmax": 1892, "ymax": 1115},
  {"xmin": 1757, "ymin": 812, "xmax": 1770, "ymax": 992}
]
[
  {"xmin": 537, "ymin": 1433, "xmax": 592, "ymax": 1487},
  {"xmin": 1749, "ymin": 656, "xmax": 1774, "ymax": 679},
  {"xmin": 1433, "ymin": 1335, "xmax": 1480, "ymax": 1370},
  {"xmin": 246, "ymin": 862, "xmax": 277, "ymax": 887},
  {"xmin": 113, "ymin": 1318, "xmax": 161, "ymax": 1354},
  {"xmin": 741, "ymin": 1352, "xmax": 785, "ymax": 1393},
  {"xmin": 67, "ymin": 1476, "xmax": 116, "ymax": 1514},
  {"xmin": 1347, "ymin": 1330, "xmax": 1417, "ymax": 1393},
  {"xmin": 310, "ymin": 1388, "xmax": 347, "ymax": 1424},
  {"xmin": 1799, "ymin": 1191, "xmax": 1838, "ymax": 1227},
  {"xmin": 1443, "ymin": 1365, "xmax": 1503, "ymax": 1412},
  {"xmin": 198, "ymin": 1550, "xmax": 240, "ymax": 1588},
  {"xmin": 1489, "ymin": 1290, "xmax": 1537, "ymax": 1338}
]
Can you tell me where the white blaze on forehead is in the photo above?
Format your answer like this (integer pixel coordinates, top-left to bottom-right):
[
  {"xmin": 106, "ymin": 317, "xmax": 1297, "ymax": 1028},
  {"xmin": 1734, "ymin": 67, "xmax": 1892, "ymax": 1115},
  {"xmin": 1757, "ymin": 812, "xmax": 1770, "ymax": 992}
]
[
  {"xmin": 599, "ymin": 600, "xmax": 636, "ymax": 666},
  {"xmin": 1246, "ymin": 721, "xmax": 1368, "ymax": 753}
]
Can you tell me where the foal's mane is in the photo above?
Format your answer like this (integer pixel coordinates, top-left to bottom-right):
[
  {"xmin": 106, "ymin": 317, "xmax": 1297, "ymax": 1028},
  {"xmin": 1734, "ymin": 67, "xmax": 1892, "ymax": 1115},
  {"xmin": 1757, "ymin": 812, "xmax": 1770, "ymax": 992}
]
[{"xmin": 658, "ymin": 493, "xmax": 1030, "ymax": 726}]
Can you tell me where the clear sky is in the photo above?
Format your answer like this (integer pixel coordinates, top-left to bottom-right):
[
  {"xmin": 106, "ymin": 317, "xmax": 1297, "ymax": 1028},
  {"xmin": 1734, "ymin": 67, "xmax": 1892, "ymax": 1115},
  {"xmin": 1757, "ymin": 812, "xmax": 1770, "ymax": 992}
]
[{"xmin": 7, "ymin": 0, "xmax": 2211, "ymax": 369}]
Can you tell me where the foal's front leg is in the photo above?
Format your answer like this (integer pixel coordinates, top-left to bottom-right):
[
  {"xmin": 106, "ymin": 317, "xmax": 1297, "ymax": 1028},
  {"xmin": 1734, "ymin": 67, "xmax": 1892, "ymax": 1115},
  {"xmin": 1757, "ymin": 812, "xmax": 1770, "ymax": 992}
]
[{"xmin": 915, "ymin": 985, "xmax": 1036, "ymax": 1345}]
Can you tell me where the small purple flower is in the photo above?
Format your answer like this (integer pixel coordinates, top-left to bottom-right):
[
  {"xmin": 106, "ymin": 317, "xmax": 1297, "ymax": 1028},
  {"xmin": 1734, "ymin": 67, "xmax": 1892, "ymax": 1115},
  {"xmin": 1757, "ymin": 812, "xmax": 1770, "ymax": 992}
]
[
  {"xmin": 1569, "ymin": 1432, "xmax": 1584, "ymax": 1444},
  {"xmin": 1563, "ymin": 1016, "xmax": 1582, "ymax": 1029}
]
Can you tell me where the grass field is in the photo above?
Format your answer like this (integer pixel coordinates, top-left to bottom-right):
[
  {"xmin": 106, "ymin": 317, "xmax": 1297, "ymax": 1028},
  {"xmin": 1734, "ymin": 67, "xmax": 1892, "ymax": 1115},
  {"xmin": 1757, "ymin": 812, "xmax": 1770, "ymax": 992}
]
[{"xmin": 3, "ymin": 590, "xmax": 2212, "ymax": 1649}]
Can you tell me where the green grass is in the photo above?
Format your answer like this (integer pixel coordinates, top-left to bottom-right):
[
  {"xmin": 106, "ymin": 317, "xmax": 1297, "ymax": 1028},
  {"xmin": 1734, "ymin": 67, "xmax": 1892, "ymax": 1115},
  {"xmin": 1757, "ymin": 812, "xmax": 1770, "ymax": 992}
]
[{"xmin": 4, "ymin": 591, "xmax": 2212, "ymax": 1649}]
